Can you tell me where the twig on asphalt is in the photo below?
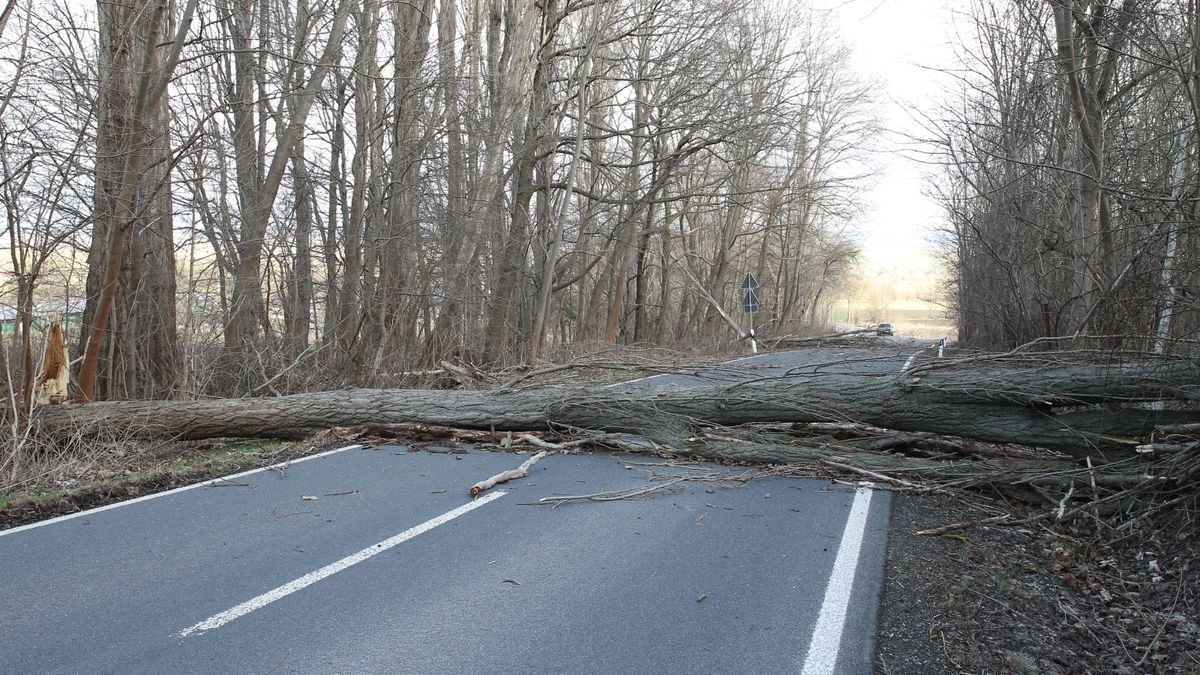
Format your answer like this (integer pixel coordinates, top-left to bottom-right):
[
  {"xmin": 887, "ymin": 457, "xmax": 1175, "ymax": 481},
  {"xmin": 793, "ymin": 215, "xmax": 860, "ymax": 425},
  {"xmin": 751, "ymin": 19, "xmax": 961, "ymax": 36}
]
[
  {"xmin": 469, "ymin": 451, "xmax": 551, "ymax": 497},
  {"xmin": 537, "ymin": 476, "xmax": 691, "ymax": 504}
]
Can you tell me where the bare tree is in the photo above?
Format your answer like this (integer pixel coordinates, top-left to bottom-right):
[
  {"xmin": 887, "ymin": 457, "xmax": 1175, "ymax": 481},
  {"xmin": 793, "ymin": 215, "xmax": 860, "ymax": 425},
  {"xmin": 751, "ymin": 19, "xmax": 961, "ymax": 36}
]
[
  {"xmin": 1, "ymin": 0, "xmax": 878, "ymax": 399},
  {"xmin": 930, "ymin": 0, "xmax": 1199, "ymax": 351}
]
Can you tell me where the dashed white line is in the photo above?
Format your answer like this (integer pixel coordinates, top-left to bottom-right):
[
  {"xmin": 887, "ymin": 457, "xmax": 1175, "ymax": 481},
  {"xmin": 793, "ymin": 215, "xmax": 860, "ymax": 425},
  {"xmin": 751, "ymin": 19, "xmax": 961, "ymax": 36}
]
[
  {"xmin": 604, "ymin": 373, "xmax": 663, "ymax": 388},
  {"xmin": 0, "ymin": 444, "xmax": 364, "ymax": 538},
  {"xmin": 800, "ymin": 484, "xmax": 874, "ymax": 675},
  {"xmin": 179, "ymin": 490, "xmax": 507, "ymax": 637},
  {"xmin": 899, "ymin": 353, "xmax": 918, "ymax": 373},
  {"xmin": 724, "ymin": 353, "xmax": 770, "ymax": 364}
]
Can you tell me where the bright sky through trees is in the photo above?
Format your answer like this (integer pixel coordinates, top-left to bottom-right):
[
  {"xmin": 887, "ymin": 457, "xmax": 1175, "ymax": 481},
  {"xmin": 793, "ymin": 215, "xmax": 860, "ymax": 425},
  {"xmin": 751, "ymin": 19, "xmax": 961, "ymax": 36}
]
[{"xmin": 819, "ymin": 0, "xmax": 955, "ymax": 270}]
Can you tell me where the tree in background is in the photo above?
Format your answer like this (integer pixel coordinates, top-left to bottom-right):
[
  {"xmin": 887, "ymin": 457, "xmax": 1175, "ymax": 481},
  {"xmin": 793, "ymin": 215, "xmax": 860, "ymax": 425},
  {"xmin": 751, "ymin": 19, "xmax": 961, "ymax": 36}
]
[
  {"xmin": 0, "ymin": 0, "xmax": 875, "ymax": 400},
  {"xmin": 76, "ymin": 0, "xmax": 198, "ymax": 401},
  {"xmin": 930, "ymin": 0, "xmax": 1198, "ymax": 351}
]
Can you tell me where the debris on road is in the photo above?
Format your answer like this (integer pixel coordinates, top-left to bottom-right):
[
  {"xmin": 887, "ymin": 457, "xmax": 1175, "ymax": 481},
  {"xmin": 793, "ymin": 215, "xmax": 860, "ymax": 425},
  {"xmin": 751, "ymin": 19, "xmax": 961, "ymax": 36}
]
[{"xmin": 469, "ymin": 451, "xmax": 550, "ymax": 497}]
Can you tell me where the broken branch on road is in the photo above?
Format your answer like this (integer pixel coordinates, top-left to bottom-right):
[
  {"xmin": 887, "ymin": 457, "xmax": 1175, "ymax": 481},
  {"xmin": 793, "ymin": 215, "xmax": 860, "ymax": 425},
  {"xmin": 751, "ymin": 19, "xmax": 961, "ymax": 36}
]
[{"xmin": 469, "ymin": 451, "xmax": 551, "ymax": 497}]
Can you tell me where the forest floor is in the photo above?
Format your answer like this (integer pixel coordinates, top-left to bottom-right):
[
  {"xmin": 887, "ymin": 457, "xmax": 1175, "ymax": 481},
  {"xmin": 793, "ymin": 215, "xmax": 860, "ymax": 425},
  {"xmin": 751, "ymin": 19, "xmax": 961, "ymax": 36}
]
[
  {"xmin": 879, "ymin": 492, "xmax": 1200, "ymax": 674},
  {"xmin": 3, "ymin": 434, "xmax": 1196, "ymax": 673}
]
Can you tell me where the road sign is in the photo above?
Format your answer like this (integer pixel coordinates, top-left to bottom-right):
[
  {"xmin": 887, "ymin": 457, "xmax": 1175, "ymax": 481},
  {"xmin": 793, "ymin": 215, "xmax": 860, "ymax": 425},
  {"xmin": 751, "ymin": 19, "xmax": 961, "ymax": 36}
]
[
  {"xmin": 741, "ymin": 272, "xmax": 759, "ymax": 289},
  {"xmin": 742, "ymin": 289, "xmax": 760, "ymax": 314}
]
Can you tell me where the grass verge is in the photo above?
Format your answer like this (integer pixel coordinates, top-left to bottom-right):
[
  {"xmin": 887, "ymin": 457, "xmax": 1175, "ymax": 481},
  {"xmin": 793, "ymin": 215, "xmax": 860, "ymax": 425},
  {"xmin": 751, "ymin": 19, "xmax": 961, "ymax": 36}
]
[{"xmin": 0, "ymin": 438, "xmax": 341, "ymax": 530}]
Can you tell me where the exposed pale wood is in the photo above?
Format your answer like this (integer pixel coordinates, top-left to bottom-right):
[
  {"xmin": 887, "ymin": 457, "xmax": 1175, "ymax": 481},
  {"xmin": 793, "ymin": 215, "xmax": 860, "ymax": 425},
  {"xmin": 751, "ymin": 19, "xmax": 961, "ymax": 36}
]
[
  {"xmin": 469, "ymin": 451, "xmax": 550, "ymax": 496},
  {"xmin": 35, "ymin": 320, "xmax": 69, "ymax": 405}
]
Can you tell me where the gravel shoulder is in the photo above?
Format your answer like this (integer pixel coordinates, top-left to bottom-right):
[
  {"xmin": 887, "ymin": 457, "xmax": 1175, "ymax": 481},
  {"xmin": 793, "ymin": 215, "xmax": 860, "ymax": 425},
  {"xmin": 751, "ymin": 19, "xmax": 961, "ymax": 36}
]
[{"xmin": 879, "ymin": 492, "xmax": 1199, "ymax": 674}]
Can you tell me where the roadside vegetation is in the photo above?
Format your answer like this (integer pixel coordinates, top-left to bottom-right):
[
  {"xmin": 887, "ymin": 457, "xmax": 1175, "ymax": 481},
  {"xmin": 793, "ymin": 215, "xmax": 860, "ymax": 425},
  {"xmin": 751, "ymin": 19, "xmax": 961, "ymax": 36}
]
[
  {"xmin": 0, "ymin": 0, "xmax": 1198, "ymax": 671},
  {"xmin": 0, "ymin": 438, "xmax": 303, "ymax": 527}
]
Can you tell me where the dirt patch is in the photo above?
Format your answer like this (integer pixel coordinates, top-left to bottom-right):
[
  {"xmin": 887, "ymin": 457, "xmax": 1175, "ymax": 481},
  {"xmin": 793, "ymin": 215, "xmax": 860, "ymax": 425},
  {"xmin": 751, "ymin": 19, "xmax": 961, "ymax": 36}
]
[
  {"xmin": 879, "ymin": 492, "xmax": 1200, "ymax": 673},
  {"xmin": 0, "ymin": 438, "xmax": 345, "ymax": 530}
]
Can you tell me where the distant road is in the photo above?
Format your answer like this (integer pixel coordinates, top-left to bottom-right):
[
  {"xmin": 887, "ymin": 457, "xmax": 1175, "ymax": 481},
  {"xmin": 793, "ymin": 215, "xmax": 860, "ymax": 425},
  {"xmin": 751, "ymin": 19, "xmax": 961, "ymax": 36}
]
[
  {"xmin": 617, "ymin": 343, "xmax": 921, "ymax": 388},
  {"xmin": 0, "ymin": 346, "xmax": 906, "ymax": 673}
]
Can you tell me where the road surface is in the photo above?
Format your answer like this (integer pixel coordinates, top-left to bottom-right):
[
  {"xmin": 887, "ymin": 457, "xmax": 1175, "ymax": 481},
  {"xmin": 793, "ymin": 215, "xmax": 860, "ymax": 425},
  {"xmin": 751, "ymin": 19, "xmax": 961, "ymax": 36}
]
[
  {"xmin": 618, "ymin": 342, "xmax": 923, "ymax": 388},
  {"xmin": 0, "ymin": 346, "xmax": 913, "ymax": 673}
]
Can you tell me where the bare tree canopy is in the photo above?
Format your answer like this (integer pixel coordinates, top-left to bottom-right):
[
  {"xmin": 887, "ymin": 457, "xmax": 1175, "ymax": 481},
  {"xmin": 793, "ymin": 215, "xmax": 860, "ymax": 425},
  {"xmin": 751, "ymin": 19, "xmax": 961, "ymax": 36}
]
[
  {"xmin": 927, "ymin": 0, "xmax": 1200, "ymax": 352},
  {"xmin": 0, "ymin": 0, "xmax": 876, "ymax": 409}
]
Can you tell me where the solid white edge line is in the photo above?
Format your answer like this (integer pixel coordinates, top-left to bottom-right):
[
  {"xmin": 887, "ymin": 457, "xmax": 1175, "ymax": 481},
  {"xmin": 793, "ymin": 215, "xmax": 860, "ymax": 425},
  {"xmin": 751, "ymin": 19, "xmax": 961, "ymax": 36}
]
[
  {"xmin": 179, "ymin": 490, "xmax": 507, "ymax": 637},
  {"xmin": 900, "ymin": 340, "xmax": 940, "ymax": 374},
  {"xmin": 0, "ymin": 444, "xmax": 364, "ymax": 538},
  {"xmin": 800, "ymin": 483, "xmax": 875, "ymax": 675}
]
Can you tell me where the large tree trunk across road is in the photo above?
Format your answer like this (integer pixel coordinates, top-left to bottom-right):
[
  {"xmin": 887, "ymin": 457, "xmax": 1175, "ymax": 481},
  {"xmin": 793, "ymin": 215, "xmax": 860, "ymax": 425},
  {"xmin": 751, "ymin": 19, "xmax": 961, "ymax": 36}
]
[{"xmin": 35, "ymin": 358, "xmax": 1199, "ymax": 459}]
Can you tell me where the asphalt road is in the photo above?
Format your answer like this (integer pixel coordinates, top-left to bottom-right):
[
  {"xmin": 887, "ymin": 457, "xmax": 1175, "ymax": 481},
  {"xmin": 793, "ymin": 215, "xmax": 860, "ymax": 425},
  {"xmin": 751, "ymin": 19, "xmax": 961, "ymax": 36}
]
[
  {"xmin": 619, "ymin": 341, "xmax": 924, "ymax": 388},
  {"xmin": 0, "ymin": 345, "xmax": 913, "ymax": 674}
]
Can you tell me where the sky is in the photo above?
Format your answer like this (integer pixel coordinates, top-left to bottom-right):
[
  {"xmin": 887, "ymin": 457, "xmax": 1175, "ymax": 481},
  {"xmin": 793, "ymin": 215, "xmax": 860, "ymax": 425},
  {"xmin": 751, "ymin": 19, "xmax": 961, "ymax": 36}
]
[{"xmin": 814, "ymin": 0, "xmax": 959, "ymax": 273}]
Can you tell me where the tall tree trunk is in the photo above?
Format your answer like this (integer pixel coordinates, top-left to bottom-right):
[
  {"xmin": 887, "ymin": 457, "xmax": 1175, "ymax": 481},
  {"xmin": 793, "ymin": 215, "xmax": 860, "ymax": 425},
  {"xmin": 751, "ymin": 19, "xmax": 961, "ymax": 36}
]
[
  {"xmin": 482, "ymin": 0, "xmax": 552, "ymax": 364},
  {"xmin": 530, "ymin": 21, "xmax": 598, "ymax": 359},
  {"xmin": 221, "ymin": 0, "xmax": 353, "ymax": 387},
  {"xmin": 284, "ymin": 142, "xmax": 314, "ymax": 357},
  {"xmin": 604, "ymin": 77, "xmax": 647, "ymax": 343},
  {"xmin": 79, "ymin": 0, "xmax": 195, "ymax": 401},
  {"xmin": 420, "ymin": 0, "xmax": 470, "ymax": 365},
  {"xmin": 1051, "ymin": 0, "xmax": 1137, "ymax": 334}
]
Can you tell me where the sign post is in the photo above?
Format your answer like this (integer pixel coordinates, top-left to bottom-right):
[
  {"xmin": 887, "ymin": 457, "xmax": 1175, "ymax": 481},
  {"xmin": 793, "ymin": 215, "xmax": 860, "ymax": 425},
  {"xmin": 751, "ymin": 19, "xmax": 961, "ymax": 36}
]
[{"xmin": 742, "ymin": 273, "xmax": 760, "ymax": 354}]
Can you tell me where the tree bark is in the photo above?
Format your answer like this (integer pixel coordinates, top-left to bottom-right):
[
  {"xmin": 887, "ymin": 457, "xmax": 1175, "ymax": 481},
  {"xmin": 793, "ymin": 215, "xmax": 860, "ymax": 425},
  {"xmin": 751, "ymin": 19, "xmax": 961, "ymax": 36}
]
[
  {"xmin": 36, "ymin": 360, "xmax": 1199, "ymax": 458},
  {"xmin": 79, "ymin": 0, "xmax": 194, "ymax": 401},
  {"xmin": 482, "ymin": 0, "xmax": 553, "ymax": 364}
]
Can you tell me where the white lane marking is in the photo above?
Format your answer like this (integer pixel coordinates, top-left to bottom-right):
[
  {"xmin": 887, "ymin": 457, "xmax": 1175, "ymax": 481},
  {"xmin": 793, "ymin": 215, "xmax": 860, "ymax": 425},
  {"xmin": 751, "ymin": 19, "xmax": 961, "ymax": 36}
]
[
  {"xmin": 0, "ymin": 444, "xmax": 363, "ymax": 538},
  {"xmin": 801, "ymin": 484, "xmax": 875, "ymax": 675},
  {"xmin": 725, "ymin": 353, "xmax": 768, "ymax": 363},
  {"xmin": 901, "ymin": 338, "xmax": 947, "ymax": 373},
  {"xmin": 179, "ymin": 490, "xmax": 507, "ymax": 637},
  {"xmin": 604, "ymin": 373, "xmax": 663, "ymax": 388}
]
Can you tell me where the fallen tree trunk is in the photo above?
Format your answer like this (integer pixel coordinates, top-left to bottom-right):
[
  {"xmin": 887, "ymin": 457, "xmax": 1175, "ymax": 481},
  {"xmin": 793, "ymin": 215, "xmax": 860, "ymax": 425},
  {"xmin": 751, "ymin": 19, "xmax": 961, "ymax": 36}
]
[{"xmin": 35, "ymin": 358, "xmax": 1200, "ymax": 458}]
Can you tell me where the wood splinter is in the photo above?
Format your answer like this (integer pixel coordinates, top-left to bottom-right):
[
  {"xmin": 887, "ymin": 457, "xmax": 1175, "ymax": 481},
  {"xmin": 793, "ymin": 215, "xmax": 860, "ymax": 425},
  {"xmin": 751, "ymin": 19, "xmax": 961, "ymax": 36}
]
[{"xmin": 469, "ymin": 451, "xmax": 550, "ymax": 497}]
